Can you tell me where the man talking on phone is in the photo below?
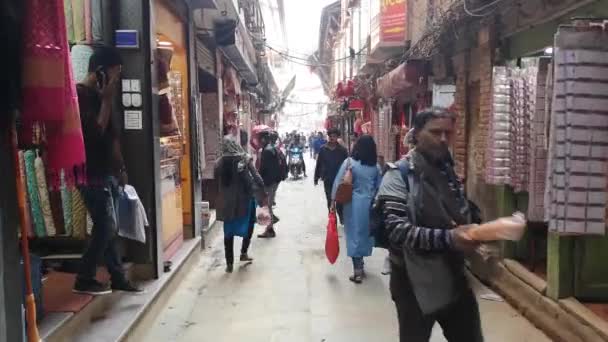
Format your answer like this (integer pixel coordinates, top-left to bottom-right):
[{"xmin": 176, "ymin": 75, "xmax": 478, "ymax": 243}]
[{"xmin": 73, "ymin": 46, "xmax": 141, "ymax": 295}]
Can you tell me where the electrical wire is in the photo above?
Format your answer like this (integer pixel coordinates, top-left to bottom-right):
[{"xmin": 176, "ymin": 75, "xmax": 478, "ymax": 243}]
[{"xmin": 463, "ymin": 0, "xmax": 505, "ymax": 17}]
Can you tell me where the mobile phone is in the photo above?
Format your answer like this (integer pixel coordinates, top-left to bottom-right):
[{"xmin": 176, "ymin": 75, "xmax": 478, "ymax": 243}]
[{"xmin": 96, "ymin": 67, "xmax": 107, "ymax": 90}]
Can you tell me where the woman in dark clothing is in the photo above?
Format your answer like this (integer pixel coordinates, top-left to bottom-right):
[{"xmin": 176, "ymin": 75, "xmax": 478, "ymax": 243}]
[{"xmin": 215, "ymin": 137, "xmax": 266, "ymax": 273}]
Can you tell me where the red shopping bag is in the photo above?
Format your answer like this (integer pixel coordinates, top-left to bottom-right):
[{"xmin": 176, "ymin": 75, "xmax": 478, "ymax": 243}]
[{"xmin": 325, "ymin": 210, "xmax": 339, "ymax": 264}]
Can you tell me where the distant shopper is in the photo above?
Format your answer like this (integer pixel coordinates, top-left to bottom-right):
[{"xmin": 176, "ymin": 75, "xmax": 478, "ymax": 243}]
[
  {"xmin": 331, "ymin": 135, "xmax": 381, "ymax": 284},
  {"xmin": 314, "ymin": 128, "xmax": 348, "ymax": 222},
  {"xmin": 377, "ymin": 108, "xmax": 483, "ymax": 342},
  {"xmin": 312, "ymin": 132, "xmax": 327, "ymax": 160},
  {"xmin": 308, "ymin": 133, "xmax": 315, "ymax": 158},
  {"xmin": 215, "ymin": 135, "xmax": 266, "ymax": 273},
  {"xmin": 74, "ymin": 46, "xmax": 141, "ymax": 295},
  {"xmin": 258, "ymin": 131, "xmax": 282, "ymax": 238}
]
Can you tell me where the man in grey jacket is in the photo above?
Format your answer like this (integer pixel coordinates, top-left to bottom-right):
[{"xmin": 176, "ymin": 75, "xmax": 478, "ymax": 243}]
[{"xmin": 377, "ymin": 108, "xmax": 483, "ymax": 342}]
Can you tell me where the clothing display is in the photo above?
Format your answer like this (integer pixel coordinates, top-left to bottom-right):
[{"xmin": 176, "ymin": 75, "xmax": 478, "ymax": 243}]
[
  {"xmin": 61, "ymin": 170, "xmax": 73, "ymax": 236},
  {"xmin": 18, "ymin": 151, "xmax": 35, "ymax": 237},
  {"xmin": 22, "ymin": 0, "xmax": 86, "ymax": 188},
  {"xmin": 71, "ymin": 189, "xmax": 87, "ymax": 239},
  {"xmin": 35, "ymin": 155, "xmax": 57, "ymax": 236},
  {"xmin": 24, "ymin": 150, "xmax": 46, "ymax": 237},
  {"xmin": 485, "ymin": 67, "xmax": 512, "ymax": 185},
  {"xmin": 545, "ymin": 25, "xmax": 608, "ymax": 235}
]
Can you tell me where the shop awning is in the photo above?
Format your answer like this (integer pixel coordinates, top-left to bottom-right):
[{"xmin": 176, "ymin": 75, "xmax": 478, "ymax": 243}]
[{"xmin": 376, "ymin": 61, "xmax": 425, "ymax": 98}]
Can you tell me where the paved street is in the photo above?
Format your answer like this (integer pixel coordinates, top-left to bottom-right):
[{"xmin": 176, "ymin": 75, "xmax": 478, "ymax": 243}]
[{"xmin": 144, "ymin": 157, "xmax": 550, "ymax": 342}]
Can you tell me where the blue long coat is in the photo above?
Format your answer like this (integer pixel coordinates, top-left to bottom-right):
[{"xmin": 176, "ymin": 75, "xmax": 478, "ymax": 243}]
[{"xmin": 332, "ymin": 158, "xmax": 381, "ymax": 258}]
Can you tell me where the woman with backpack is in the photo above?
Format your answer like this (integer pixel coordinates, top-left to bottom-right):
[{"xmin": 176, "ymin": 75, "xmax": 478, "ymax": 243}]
[
  {"xmin": 332, "ymin": 135, "xmax": 381, "ymax": 283},
  {"xmin": 215, "ymin": 135, "xmax": 267, "ymax": 273}
]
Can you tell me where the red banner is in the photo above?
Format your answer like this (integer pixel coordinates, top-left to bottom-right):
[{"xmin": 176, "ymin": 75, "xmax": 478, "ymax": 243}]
[{"xmin": 380, "ymin": 0, "xmax": 407, "ymax": 42}]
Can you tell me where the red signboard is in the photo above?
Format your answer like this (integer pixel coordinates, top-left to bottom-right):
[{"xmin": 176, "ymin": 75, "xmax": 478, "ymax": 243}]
[{"xmin": 380, "ymin": 0, "xmax": 407, "ymax": 42}]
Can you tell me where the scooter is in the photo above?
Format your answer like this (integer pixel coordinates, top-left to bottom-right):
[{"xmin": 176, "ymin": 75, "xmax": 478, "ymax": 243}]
[{"xmin": 288, "ymin": 147, "xmax": 304, "ymax": 179}]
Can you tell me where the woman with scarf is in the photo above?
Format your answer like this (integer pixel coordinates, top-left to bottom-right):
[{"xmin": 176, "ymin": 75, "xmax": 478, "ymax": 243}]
[
  {"xmin": 332, "ymin": 135, "xmax": 381, "ymax": 283},
  {"xmin": 215, "ymin": 135, "xmax": 266, "ymax": 273}
]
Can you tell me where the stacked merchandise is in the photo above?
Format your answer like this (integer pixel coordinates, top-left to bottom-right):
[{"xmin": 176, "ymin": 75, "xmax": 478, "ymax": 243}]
[
  {"xmin": 485, "ymin": 67, "xmax": 512, "ymax": 185},
  {"xmin": 545, "ymin": 24, "xmax": 608, "ymax": 235},
  {"xmin": 376, "ymin": 101, "xmax": 392, "ymax": 161},
  {"xmin": 528, "ymin": 59, "xmax": 551, "ymax": 222}
]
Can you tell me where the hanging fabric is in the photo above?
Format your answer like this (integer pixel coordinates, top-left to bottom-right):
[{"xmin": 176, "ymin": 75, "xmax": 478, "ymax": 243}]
[
  {"xmin": 71, "ymin": 189, "xmax": 87, "ymax": 239},
  {"xmin": 34, "ymin": 154, "xmax": 57, "ymax": 236},
  {"xmin": 60, "ymin": 170, "xmax": 73, "ymax": 236},
  {"xmin": 84, "ymin": 0, "xmax": 92, "ymax": 43},
  {"xmin": 63, "ymin": 0, "xmax": 75, "ymax": 43},
  {"xmin": 24, "ymin": 150, "xmax": 46, "ymax": 237},
  {"xmin": 91, "ymin": 0, "xmax": 103, "ymax": 42},
  {"xmin": 18, "ymin": 151, "xmax": 35, "ymax": 237},
  {"xmin": 71, "ymin": 0, "xmax": 86, "ymax": 42},
  {"xmin": 22, "ymin": 0, "xmax": 87, "ymax": 189},
  {"xmin": 545, "ymin": 24, "xmax": 608, "ymax": 235}
]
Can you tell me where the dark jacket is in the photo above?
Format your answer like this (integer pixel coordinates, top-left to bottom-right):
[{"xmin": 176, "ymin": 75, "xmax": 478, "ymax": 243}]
[
  {"xmin": 314, "ymin": 143, "xmax": 348, "ymax": 184},
  {"xmin": 259, "ymin": 144, "xmax": 282, "ymax": 186},
  {"xmin": 215, "ymin": 155, "xmax": 265, "ymax": 222},
  {"xmin": 377, "ymin": 151, "xmax": 477, "ymax": 314}
]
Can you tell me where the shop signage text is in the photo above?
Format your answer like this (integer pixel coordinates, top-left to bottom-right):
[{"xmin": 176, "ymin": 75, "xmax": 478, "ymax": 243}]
[{"xmin": 380, "ymin": 0, "xmax": 406, "ymax": 42}]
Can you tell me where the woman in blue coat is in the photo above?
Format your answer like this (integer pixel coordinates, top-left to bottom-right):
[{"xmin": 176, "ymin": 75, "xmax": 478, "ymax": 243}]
[{"xmin": 332, "ymin": 135, "xmax": 381, "ymax": 284}]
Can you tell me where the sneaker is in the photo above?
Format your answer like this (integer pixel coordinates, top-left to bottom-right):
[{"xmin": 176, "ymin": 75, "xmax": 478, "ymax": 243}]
[
  {"xmin": 258, "ymin": 228, "xmax": 276, "ymax": 238},
  {"xmin": 73, "ymin": 279, "xmax": 112, "ymax": 296},
  {"xmin": 111, "ymin": 280, "xmax": 143, "ymax": 293},
  {"xmin": 240, "ymin": 254, "xmax": 254, "ymax": 262},
  {"xmin": 226, "ymin": 264, "xmax": 234, "ymax": 273}
]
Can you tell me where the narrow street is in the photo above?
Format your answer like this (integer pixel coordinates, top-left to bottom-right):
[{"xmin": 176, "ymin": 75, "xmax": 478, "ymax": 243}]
[{"xmin": 144, "ymin": 158, "xmax": 549, "ymax": 342}]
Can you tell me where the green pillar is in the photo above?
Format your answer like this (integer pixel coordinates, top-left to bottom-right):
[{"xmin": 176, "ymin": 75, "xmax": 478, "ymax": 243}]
[{"xmin": 546, "ymin": 232, "xmax": 575, "ymax": 300}]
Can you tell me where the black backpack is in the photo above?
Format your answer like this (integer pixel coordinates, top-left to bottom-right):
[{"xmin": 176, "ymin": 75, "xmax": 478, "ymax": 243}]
[
  {"xmin": 369, "ymin": 161, "xmax": 413, "ymax": 249},
  {"xmin": 276, "ymin": 148, "xmax": 288, "ymax": 181}
]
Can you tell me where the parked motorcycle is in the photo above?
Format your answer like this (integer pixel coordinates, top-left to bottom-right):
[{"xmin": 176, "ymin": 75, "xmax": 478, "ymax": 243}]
[{"xmin": 288, "ymin": 147, "xmax": 304, "ymax": 179}]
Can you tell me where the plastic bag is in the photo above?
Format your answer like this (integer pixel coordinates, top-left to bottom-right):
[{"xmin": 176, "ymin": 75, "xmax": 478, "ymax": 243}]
[
  {"xmin": 467, "ymin": 212, "xmax": 526, "ymax": 242},
  {"xmin": 256, "ymin": 206, "xmax": 271, "ymax": 226},
  {"xmin": 117, "ymin": 185, "xmax": 148, "ymax": 243},
  {"xmin": 325, "ymin": 211, "xmax": 339, "ymax": 264}
]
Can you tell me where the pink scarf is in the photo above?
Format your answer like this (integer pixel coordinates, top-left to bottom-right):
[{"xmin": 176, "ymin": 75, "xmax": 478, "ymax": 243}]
[{"xmin": 21, "ymin": 0, "xmax": 86, "ymax": 188}]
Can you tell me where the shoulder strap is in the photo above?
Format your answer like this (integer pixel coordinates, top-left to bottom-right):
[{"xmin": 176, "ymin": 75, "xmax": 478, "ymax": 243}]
[{"xmin": 398, "ymin": 161, "xmax": 417, "ymax": 226}]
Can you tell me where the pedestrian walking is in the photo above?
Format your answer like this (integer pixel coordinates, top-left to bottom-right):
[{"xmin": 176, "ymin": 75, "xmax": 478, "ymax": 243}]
[
  {"xmin": 258, "ymin": 131, "xmax": 283, "ymax": 238},
  {"xmin": 376, "ymin": 108, "xmax": 483, "ymax": 342},
  {"xmin": 314, "ymin": 128, "xmax": 348, "ymax": 222},
  {"xmin": 332, "ymin": 135, "xmax": 381, "ymax": 284},
  {"xmin": 215, "ymin": 136, "xmax": 266, "ymax": 273},
  {"xmin": 308, "ymin": 132, "xmax": 315, "ymax": 158},
  {"xmin": 312, "ymin": 131, "xmax": 327, "ymax": 160}
]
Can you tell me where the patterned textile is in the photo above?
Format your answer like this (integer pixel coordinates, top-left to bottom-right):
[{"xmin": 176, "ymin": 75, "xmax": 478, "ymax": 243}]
[
  {"xmin": 84, "ymin": 0, "xmax": 92, "ymax": 42},
  {"xmin": 24, "ymin": 150, "xmax": 46, "ymax": 237},
  {"xmin": 71, "ymin": 189, "xmax": 87, "ymax": 239},
  {"xmin": 63, "ymin": 0, "xmax": 74, "ymax": 42},
  {"xmin": 18, "ymin": 151, "xmax": 34, "ymax": 237},
  {"xmin": 528, "ymin": 59, "xmax": 551, "ymax": 222},
  {"xmin": 545, "ymin": 25, "xmax": 608, "ymax": 235},
  {"xmin": 35, "ymin": 155, "xmax": 57, "ymax": 236},
  {"xmin": 22, "ymin": 0, "xmax": 87, "ymax": 189},
  {"xmin": 91, "ymin": 0, "xmax": 103, "ymax": 42},
  {"xmin": 71, "ymin": 0, "xmax": 85, "ymax": 42},
  {"xmin": 61, "ymin": 170, "xmax": 73, "ymax": 235}
]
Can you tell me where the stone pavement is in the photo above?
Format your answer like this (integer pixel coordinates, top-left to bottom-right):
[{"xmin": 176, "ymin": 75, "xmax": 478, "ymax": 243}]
[{"xmin": 143, "ymin": 158, "xmax": 550, "ymax": 342}]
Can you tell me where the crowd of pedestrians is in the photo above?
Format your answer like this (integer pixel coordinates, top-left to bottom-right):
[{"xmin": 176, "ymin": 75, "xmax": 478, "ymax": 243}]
[{"xmin": 214, "ymin": 108, "xmax": 484, "ymax": 342}]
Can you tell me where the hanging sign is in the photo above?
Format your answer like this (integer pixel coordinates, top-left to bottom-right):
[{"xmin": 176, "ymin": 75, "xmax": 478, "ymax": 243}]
[{"xmin": 380, "ymin": 0, "xmax": 407, "ymax": 42}]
